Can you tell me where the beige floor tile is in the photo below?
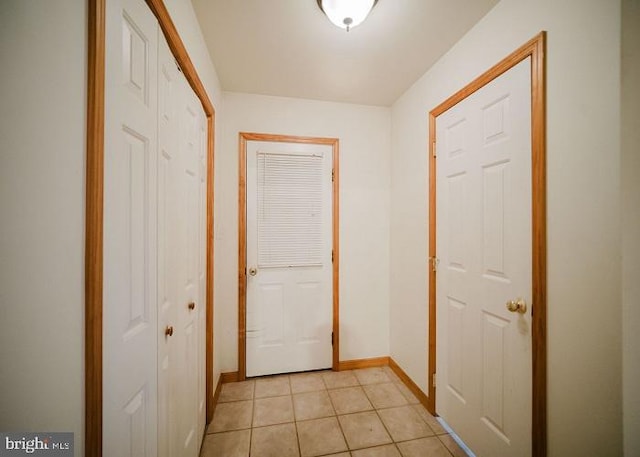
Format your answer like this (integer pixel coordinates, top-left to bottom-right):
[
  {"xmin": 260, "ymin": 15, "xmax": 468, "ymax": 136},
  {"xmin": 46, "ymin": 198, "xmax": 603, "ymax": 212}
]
[
  {"xmin": 297, "ymin": 416, "xmax": 348, "ymax": 457},
  {"xmin": 250, "ymin": 423, "xmax": 299, "ymax": 457},
  {"xmin": 382, "ymin": 367, "xmax": 402, "ymax": 384},
  {"xmin": 323, "ymin": 370, "xmax": 359, "ymax": 389},
  {"xmin": 377, "ymin": 406, "xmax": 433, "ymax": 442},
  {"xmin": 338, "ymin": 411, "xmax": 392, "ymax": 450},
  {"xmin": 394, "ymin": 382, "xmax": 421, "ymax": 405},
  {"xmin": 351, "ymin": 444, "xmax": 401, "ymax": 457},
  {"xmin": 439, "ymin": 434, "xmax": 470, "ymax": 457},
  {"xmin": 354, "ymin": 368, "xmax": 391, "ymax": 385},
  {"xmin": 253, "ymin": 395, "xmax": 294, "ymax": 427},
  {"xmin": 363, "ymin": 383, "xmax": 408, "ymax": 409},
  {"xmin": 293, "ymin": 390, "xmax": 335, "ymax": 421},
  {"xmin": 255, "ymin": 375, "xmax": 291, "ymax": 398},
  {"xmin": 218, "ymin": 381, "xmax": 255, "ymax": 403},
  {"xmin": 396, "ymin": 437, "xmax": 451, "ymax": 457},
  {"xmin": 411, "ymin": 405, "xmax": 447, "ymax": 435},
  {"xmin": 200, "ymin": 430, "xmax": 250, "ymax": 457},
  {"xmin": 210, "ymin": 400, "xmax": 253, "ymax": 432},
  {"xmin": 329, "ymin": 386, "xmax": 374, "ymax": 415},
  {"xmin": 290, "ymin": 372, "xmax": 327, "ymax": 394}
]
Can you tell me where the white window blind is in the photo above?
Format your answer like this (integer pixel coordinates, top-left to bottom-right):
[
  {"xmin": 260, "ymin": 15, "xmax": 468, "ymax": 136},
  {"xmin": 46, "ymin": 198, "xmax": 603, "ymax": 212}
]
[{"xmin": 257, "ymin": 151, "xmax": 324, "ymax": 268}]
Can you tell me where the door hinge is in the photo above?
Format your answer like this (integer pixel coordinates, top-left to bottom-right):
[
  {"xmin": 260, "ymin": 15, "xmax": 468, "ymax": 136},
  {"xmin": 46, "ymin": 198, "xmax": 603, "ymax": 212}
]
[
  {"xmin": 331, "ymin": 332, "xmax": 334, "ymax": 346},
  {"xmin": 331, "ymin": 250, "xmax": 334, "ymax": 263},
  {"xmin": 432, "ymin": 141, "xmax": 436, "ymax": 158},
  {"xmin": 331, "ymin": 169, "xmax": 335, "ymax": 182},
  {"xmin": 430, "ymin": 256, "xmax": 439, "ymax": 272},
  {"xmin": 432, "ymin": 372, "xmax": 436, "ymax": 388}
]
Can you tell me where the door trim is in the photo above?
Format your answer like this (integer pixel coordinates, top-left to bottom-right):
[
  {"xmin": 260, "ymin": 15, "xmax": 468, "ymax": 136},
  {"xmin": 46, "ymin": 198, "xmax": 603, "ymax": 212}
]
[
  {"xmin": 85, "ymin": 1, "xmax": 216, "ymax": 455},
  {"xmin": 238, "ymin": 132, "xmax": 340, "ymax": 381},
  {"xmin": 427, "ymin": 32, "xmax": 547, "ymax": 456}
]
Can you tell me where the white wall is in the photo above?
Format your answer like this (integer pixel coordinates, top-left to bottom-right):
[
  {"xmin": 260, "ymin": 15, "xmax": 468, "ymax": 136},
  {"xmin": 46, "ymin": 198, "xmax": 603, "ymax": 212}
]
[
  {"xmin": 0, "ymin": 1, "xmax": 221, "ymax": 455},
  {"xmin": 216, "ymin": 92, "xmax": 391, "ymax": 372},
  {"xmin": 389, "ymin": 0, "xmax": 622, "ymax": 455},
  {"xmin": 622, "ymin": 0, "xmax": 640, "ymax": 455},
  {"xmin": 0, "ymin": 1, "xmax": 86, "ymax": 454}
]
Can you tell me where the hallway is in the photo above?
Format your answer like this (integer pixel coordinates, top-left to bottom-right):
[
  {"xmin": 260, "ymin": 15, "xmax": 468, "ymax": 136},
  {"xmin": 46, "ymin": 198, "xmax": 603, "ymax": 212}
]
[{"xmin": 201, "ymin": 367, "xmax": 468, "ymax": 457}]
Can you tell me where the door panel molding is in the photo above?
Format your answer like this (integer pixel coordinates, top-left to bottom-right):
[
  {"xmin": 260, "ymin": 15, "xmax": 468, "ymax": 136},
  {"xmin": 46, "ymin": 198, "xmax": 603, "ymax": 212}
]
[
  {"xmin": 238, "ymin": 132, "xmax": 340, "ymax": 381},
  {"xmin": 428, "ymin": 32, "xmax": 546, "ymax": 456},
  {"xmin": 85, "ymin": 1, "xmax": 216, "ymax": 455}
]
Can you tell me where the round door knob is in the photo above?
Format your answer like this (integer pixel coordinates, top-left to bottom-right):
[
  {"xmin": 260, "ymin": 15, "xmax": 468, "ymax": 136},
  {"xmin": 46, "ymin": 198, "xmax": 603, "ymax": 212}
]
[
  {"xmin": 165, "ymin": 326, "xmax": 174, "ymax": 337},
  {"xmin": 188, "ymin": 302, "xmax": 196, "ymax": 310},
  {"xmin": 506, "ymin": 298, "xmax": 527, "ymax": 314},
  {"xmin": 249, "ymin": 267, "xmax": 257, "ymax": 276}
]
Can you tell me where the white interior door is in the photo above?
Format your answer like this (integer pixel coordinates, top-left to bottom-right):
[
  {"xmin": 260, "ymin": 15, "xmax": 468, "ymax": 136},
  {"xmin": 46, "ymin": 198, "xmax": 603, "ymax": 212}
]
[
  {"xmin": 175, "ymin": 69, "xmax": 206, "ymax": 456},
  {"xmin": 103, "ymin": 0, "xmax": 158, "ymax": 454},
  {"xmin": 157, "ymin": 32, "xmax": 181, "ymax": 457},
  {"xmin": 107, "ymin": 0, "xmax": 206, "ymax": 454},
  {"xmin": 435, "ymin": 58, "xmax": 532, "ymax": 457},
  {"xmin": 196, "ymin": 80, "xmax": 208, "ymax": 444},
  {"xmin": 157, "ymin": 38, "xmax": 206, "ymax": 457},
  {"xmin": 246, "ymin": 141, "xmax": 333, "ymax": 377}
]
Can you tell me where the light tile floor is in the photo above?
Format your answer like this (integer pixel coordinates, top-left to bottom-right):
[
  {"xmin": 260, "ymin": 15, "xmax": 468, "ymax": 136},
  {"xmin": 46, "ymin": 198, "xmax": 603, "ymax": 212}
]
[{"xmin": 201, "ymin": 367, "xmax": 470, "ymax": 457}]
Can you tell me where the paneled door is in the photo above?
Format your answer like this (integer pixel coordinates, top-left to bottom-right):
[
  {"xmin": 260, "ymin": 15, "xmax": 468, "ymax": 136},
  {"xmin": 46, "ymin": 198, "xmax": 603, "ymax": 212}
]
[
  {"xmin": 175, "ymin": 62, "xmax": 207, "ymax": 456},
  {"xmin": 157, "ymin": 32, "xmax": 206, "ymax": 457},
  {"xmin": 245, "ymin": 141, "xmax": 333, "ymax": 377},
  {"xmin": 435, "ymin": 58, "xmax": 532, "ymax": 457},
  {"xmin": 157, "ymin": 32, "xmax": 180, "ymax": 457},
  {"xmin": 105, "ymin": 0, "xmax": 206, "ymax": 454},
  {"xmin": 103, "ymin": 0, "xmax": 158, "ymax": 454}
]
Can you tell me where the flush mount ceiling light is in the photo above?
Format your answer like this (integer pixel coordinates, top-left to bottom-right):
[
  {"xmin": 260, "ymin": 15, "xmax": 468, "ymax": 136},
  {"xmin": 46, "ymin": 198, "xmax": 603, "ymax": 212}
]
[{"xmin": 317, "ymin": 0, "xmax": 378, "ymax": 32}]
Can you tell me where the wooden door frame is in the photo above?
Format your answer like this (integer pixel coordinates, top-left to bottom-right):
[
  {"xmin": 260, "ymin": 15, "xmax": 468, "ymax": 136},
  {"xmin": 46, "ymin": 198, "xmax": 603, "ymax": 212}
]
[
  {"xmin": 86, "ymin": 1, "xmax": 216, "ymax": 455},
  {"xmin": 237, "ymin": 132, "xmax": 340, "ymax": 381},
  {"xmin": 427, "ymin": 32, "xmax": 547, "ymax": 456}
]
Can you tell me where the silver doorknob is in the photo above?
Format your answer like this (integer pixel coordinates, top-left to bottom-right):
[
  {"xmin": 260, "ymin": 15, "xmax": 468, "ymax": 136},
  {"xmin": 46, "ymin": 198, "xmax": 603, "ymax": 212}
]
[
  {"xmin": 248, "ymin": 267, "xmax": 257, "ymax": 276},
  {"xmin": 506, "ymin": 298, "xmax": 527, "ymax": 314}
]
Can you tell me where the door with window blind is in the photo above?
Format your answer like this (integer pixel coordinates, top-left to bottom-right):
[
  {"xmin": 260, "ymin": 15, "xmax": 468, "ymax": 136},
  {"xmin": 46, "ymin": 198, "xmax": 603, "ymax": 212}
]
[{"xmin": 246, "ymin": 141, "xmax": 333, "ymax": 377}]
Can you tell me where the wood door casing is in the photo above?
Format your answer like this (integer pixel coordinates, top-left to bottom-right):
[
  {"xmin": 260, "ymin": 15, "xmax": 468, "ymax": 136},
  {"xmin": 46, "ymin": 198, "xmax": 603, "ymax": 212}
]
[
  {"xmin": 85, "ymin": 0, "xmax": 216, "ymax": 455},
  {"xmin": 428, "ymin": 32, "xmax": 547, "ymax": 457}
]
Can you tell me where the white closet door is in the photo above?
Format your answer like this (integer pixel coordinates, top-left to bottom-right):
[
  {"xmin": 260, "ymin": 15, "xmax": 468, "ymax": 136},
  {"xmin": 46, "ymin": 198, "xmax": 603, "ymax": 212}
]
[
  {"xmin": 156, "ymin": 34, "xmax": 206, "ymax": 457},
  {"xmin": 175, "ymin": 67, "xmax": 205, "ymax": 457},
  {"xmin": 246, "ymin": 141, "xmax": 333, "ymax": 377},
  {"xmin": 196, "ymin": 97, "xmax": 208, "ymax": 441},
  {"xmin": 157, "ymin": 32, "xmax": 181, "ymax": 457},
  {"xmin": 105, "ymin": 0, "xmax": 206, "ymax": 455},
  {"xmin": 103, "ymin": 0, "xmax": 158, "ymax": 454}
]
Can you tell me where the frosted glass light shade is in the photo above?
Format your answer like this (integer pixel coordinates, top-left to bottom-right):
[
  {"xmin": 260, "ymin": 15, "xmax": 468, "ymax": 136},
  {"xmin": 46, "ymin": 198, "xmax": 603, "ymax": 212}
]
[{"xmin": 319, "ymin": 0, "xmax": 376, "ymax": 31}]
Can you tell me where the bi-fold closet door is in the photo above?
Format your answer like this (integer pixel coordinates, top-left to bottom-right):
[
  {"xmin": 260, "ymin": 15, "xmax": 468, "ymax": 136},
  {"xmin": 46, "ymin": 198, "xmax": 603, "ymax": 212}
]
[{"xmin": 103, "ymin": 0, "xmax": 207, "ymax": 455}]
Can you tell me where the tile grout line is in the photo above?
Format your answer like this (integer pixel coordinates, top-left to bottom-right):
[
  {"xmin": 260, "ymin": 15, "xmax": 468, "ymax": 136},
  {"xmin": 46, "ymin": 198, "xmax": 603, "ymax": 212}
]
[
  {"xmin": 352, "ymin": 368, "xmax": 399, "ymax": 454},
  {"xmin": 324, "ymin": 369, "xmax": 355, "ymax": 454},
  {"xmin": 248, "ymin": 379, "xmax": 256, "ymax": 456},
  {"xmin": 358, "ymin": 367, "xmax": 447, "ymax": 456},
  {"xmin": 359, "ymin": 372, "xmax": 399, "ymax": 452},
  {"xmin": 434, "ymin": 433, "xmax": 457, "ymax": 457},
  {"xmin": 285, "ymin": 375, "xmax": 304, "ymax": 457}
]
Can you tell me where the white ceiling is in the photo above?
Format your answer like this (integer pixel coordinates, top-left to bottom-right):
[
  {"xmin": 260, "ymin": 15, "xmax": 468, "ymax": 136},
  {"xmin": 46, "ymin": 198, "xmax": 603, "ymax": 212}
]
[{"xmin": 191, "ymin": 0, "xmax": 499, "ymax": 106}]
